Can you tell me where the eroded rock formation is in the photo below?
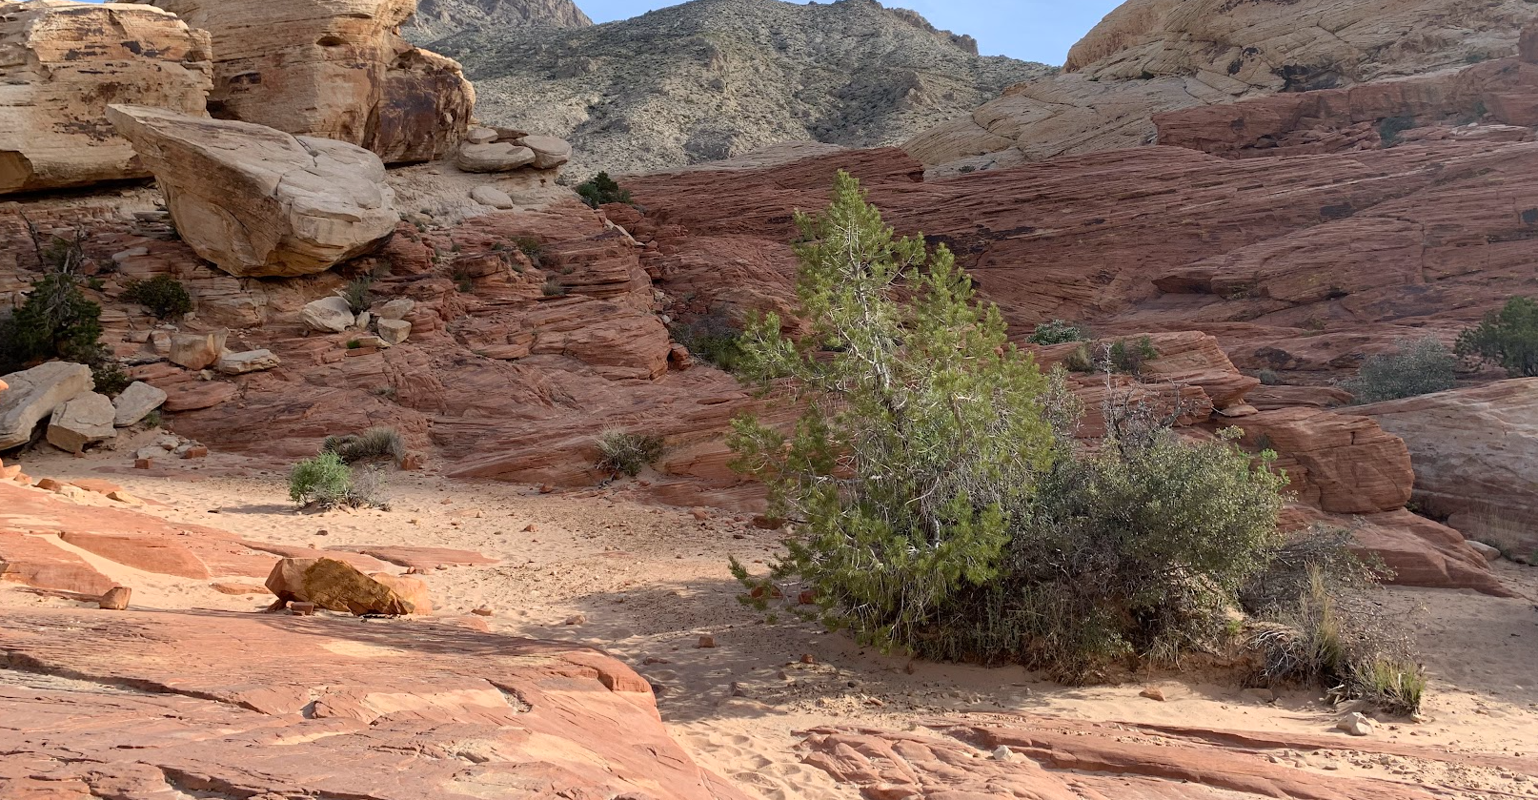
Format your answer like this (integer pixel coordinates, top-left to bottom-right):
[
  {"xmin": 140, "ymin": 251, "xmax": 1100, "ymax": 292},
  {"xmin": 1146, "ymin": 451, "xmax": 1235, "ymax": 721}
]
[
  {"xmin": 134, "ymin": 0, "xmax": 475, "ymax": 164},
  {"xmin": 107, "ymin": 104, "xmax": 399, "ymax": 277},
  {"xmin": 0, "ymin": 1, "xmax": 212, "ymax": 195}
]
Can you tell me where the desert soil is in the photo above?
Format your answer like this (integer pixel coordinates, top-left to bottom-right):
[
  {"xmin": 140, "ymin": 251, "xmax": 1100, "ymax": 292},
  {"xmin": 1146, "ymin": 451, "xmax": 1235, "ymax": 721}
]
[{"xmin": 4, "ymin": 440, "xmax": 1537, "ymax": 800}]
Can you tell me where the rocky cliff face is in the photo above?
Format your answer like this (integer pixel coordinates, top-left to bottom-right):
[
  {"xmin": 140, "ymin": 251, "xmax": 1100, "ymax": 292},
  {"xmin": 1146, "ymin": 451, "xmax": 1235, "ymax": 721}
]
[
  {"xmin": 402, "ymin": 0, "xmax": 592, "ymax": 44},
  {"xmin": 434, "ymin": 0, "xmax": 1050, "ymax": 177},
  {"xmin": 906, "ymin": 0, "xmax": 1537, "ymax": 173}
]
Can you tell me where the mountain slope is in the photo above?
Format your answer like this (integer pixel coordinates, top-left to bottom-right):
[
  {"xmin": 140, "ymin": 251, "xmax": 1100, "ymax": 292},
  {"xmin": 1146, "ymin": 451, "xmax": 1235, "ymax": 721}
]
[
  {"xmin": 435, "ymin": 0, "xmax": 1051, "ymax": 177},
  {"xmin": 403, "ymin": 0, "xmax": 592, "ymax": 44}
]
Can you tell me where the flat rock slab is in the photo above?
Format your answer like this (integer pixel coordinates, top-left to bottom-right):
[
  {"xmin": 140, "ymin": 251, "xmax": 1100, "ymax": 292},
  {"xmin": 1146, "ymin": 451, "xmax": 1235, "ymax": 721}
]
[
  {"xmin": 60, "ymin": 532, "xmax": 210, "ymax": 579},
  {"xmin": 0, "ymin": 607, "xmax": 746, "ymax": 800},
  {"xmin": 0, "ymin": 531, "xmax": 114, "ymax": 596},
  {"xmin": 329, "ymin": 545, "xmax": 499, "ymax": 570},
  {"xmin": 238, "ymin": 541, "xmax": 392, "ymax": 573}
]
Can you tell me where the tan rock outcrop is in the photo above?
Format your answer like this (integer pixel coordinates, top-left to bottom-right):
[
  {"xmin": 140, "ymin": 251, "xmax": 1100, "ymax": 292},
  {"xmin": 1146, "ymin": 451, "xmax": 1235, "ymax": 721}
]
[
  {"xmin": 904, "ymin": 0, "xmax": 1537, "ymax": 171},
  {"xmin": 113, "ymin": 381, "xmax": 168, "ymax": 427},
  {"xmin": 0, "ymin": 1, "xmax": 212, "ymax": 195},
  {"xmin": 168, "ymin": 329, "xmax": 228, "ymax": 370},
  {"xmin": 136, "ymin": 0, "xmax": 474, "ymax": 164},
  {"xmin": 0, "ymin": 362, "xmax": 93, "ymax": 451},
  {"xmin": 1358, "ymin": 379, "xmax": 1538, "ymax": 559},
  {"xmin": 45, "ymin": 391, "xmax": 116, "ymax": 453},
  {"xmin": 107, "ymin": 104, "xmax": 399, "ymax": 277},
  {"xmin": 265, "ymin": 556, "xmax": 430, "ymax": 615}
]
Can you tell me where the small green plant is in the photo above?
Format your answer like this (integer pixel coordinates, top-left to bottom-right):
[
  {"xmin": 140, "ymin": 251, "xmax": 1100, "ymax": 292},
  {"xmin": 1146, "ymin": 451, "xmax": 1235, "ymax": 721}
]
[
  {"xmin": 143, "ymin": 409, "xmax": 163, "ymax": 429},
  {"xmin": 596, "ymin": 430, "xmax": 665, "ymax": 477},
  {"xmin": 1063, "ymin": 343, "xmax": 1094, "ymax": 373},
  {"xmin": 0, "ymin": 228, "xmax": 125, "ymax": 393},
  {"xmin": 670, "ymin": 310, "xmax": 746, "ymax": 371},
  {"xmin": 121, "ymin": 275, "xmax": 193, "ymax": 320},
  {"xmin": 1377, "ymin": 115, "xmax": 1417, "ymax": 147},
  {"xmin": 1108, "ymin": 336, "xmax": 1159, "ymax": 376},
  {"xmin": 288, "ymin": 451, "xmax": 389, "ymax": 510},
  {"xmin": 1257, "ymin": 369, "xmax": 1282, "ymax": 386},
  {"xmin": 1340, "ymin": 336, "xmax": 1456, "ymax": 403},
  {"xmin": 346, "ymin": 339, "xmax": 362, "ymax": 349},
  {"xmin": 322, "ymin": 427, "xmax": 406, "ymax": 466},
  {"xmin": 541, "ymin": 278, "xmax": 568, "ymax": 297},
  {"xmin": 576, "ymin": 172, "xmax": 633, "ymax": 209},
  {"xmin": 342, "ymin": 276, "xmax": 373, "ymax": 315},
  {"xmin": 91, "ymin": 361, "xmax": 131, "ymax": 397},
  {"xmin": 288, "ymin": 451, "xmax": 353, "ymax": 507},
  {"xmin": 1456, "ymin": 296, "xmax": 1538, "ymax": 377},
  {"xmin": 1027, "ymin": 319, "xmax": 1088, "ymax": 345}
]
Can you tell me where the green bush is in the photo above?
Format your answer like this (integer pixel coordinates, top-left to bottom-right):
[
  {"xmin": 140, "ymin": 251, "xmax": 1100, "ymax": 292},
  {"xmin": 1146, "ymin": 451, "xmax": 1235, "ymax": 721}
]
[
  {"xmin": 512, "ymin": 236, "xmax": 544, "ymax": 268},
  {"xmin": 0, "ymin": 266, "xmax": 126, "ymax": 395},
  {"xmin": 289, "ymin": 452, "xmax": 353, "ymax": 507},
  {"xmin": 727, "ymin": 172, "xmax": 1291, "ymax": 684},
  {"xmin": 1027, "ymin": 319, "xmax": 1088, "ymax": 345},
  {"xmin": 670, "ymin": 310, "xmax": 745, "ymax": 371},
  {"xmin": 576, "ymin": 172, "xmax": 633, "ymax": 209},
  {"xmin": 1107, "ymin": 336, "xmax": 1159, "ymax": 376},
  {"xmin": 322, "ymin": 427, "xmax": 406, "ymax": 466},
  {"xmin": 121, "ymin": 275, "xmax": 193, "ymax": 320},
  {"xmin": 1340, "ymin": 336, "xmax": 1456, "ymax": 403},
  {"xmin": 1456, "ymin": 296, "xmax": 1538, "ymax": 377},
  {"xmin": 596, "ymin": 430, "xmax": 666, "ymax": 477},
  {"xmin": 288, "ymin": 451, "xmax": 389, "ymax": 509},
  {"xmin": 1377, "ymin": 115, "xmax": 1417, "ymax": 146},
  {"xmin": 541, "ymin": 278, "xmax": 567, "ymax": 297}
]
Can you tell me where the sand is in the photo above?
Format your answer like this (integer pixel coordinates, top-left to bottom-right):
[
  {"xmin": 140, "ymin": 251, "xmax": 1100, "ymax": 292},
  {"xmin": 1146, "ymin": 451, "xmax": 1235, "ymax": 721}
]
[{"xmin": 4, "ymin": 444, "xmax": 1537, "ymax": 800}]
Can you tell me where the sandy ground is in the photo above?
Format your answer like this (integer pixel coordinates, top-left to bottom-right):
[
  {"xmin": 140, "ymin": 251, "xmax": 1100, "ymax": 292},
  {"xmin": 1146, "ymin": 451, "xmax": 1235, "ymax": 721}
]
[{"xmin": 4, "ymin": 443, "xmax": 1538, "ymax": 800}]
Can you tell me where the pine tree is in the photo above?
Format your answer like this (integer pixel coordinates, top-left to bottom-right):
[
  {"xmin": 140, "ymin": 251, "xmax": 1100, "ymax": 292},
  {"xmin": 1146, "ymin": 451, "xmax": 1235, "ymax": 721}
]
[{"xmin": 727, "ymin": 170, "xmax": 1062, "ymax": 650}]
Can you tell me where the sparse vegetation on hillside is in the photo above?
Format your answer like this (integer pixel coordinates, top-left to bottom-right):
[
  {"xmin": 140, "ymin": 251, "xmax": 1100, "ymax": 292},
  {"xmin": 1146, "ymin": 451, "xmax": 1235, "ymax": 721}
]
[
  {"xmin": 323, "ymin": 427, "xmax": 407, "ymax": 466},
  {"xmin": 288, "ymin": 451, "xmax": 390, "ymax": 510},
  {"xmin": 1027, "ymin": 319, "xmax": 1088, "ymax": 345},
  {"xmin": 121, "ymin": 275, "xmax": 193, "ymax": 320},
  {"xmin": 670, "ymin": 310, "xmax": 746, "ymax": 371},
  {"xmin": 575, "ymin": 172, "xmax": 633, "ymax": 209},
  {"xmin": 342, "ymin": 276, "xmax": 374, "ymax": 315},
  {"xmin": 1339, "ymin": 336, "xmax": 1456, "ymax": 403},
  {"xmin": 0, "ymin": 227, "xmax": 128, "ymax": 395},
  {"xmin": 1457, "ymin": 296, "xmax": 1538, "ymax": 377}
]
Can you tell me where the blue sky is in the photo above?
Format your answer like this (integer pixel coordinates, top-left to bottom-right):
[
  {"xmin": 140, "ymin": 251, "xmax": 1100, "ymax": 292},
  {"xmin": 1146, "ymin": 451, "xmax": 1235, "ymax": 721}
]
[{"xmin": 581, "ymin": 1, "xmax": 1125, "ymax": 63}]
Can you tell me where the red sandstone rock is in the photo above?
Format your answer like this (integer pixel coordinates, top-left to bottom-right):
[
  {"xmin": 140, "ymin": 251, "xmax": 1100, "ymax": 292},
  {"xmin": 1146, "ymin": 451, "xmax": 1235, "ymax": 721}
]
[
  {"xmin": 98, "ymin": 585, "xmax": 131, "ymax": 610},
  {"xmin": 61, "ymin": 532, "xmax": 210, "ymax": 579},
  {"xmin": 0, "ymin": 607, "xmax": 745, "ymax": 799},
  {"xmin": 265, "ymin": 557, "xmax": 428, "ymax": 616},
  {"xmin": 1235, "ymin": 408, "xmax": 1413, "ymax": 515}
]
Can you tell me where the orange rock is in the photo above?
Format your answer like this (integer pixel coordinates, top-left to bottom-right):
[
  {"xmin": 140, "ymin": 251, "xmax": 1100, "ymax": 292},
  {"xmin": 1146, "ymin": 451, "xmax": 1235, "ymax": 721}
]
[
  {"xmin": 265, "ymin": 558, "xmax": 427, "ymax": 616},
  {"xmin": 211, "ymin": 581, "xmax": 272, "ymax": 596},
  {"xmin": 98, "ymin": 586, "xmax": 132, "ymax": 610}
]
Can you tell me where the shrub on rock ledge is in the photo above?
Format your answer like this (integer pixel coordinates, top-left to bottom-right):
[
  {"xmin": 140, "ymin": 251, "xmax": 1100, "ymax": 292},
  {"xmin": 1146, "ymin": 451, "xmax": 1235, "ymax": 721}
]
[
  {"xmin": 596, "ymin": 430, "xmax": 665, "ymax": 477},
  {"xmin": 576, "ymin": 172, "xmax": 633, "ymax": 209},
  {"xmin": 1457, "ymin": 296, "xmax": 1538, "ymax": 378},
  {"xmin": 121, "ymin": 275, "xmax": 193, "ymax": 320},
  {"xmin": 1340, "ymin": 336, "xmax": 1456, "ymax": 403}
]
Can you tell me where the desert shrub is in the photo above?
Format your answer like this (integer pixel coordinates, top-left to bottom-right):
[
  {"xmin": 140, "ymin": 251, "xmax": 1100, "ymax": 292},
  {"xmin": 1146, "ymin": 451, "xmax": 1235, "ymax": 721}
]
[
  {"xmin": 512, "ymin": 236, "xmax": 544, "ymax": 268},
  {"xmin": 727, "ymin": 172, "xmax": 1291, "ymax": 683},
  {"xmin": 576, "ymin": 172, "xmax": 633, "ymax": 209},
  {"xmin": 1456, "ymin": 296, "xmax": 1538, "ymax": 377},
  {"xmin": 1027, "ymin": 319, "xmax": 1087, "ymax": 345},
  {"xmin": 541, "ymin": 277, "xmax": 567, "ymax": 297},
  {"xmin": 288, "ymin": 451, "xmax": 389, "ymax": 510},
  {"xmin": 1339, "ymin": 336, "xmax": 1456, "ymax": 403},
  {"xmin": 727, "ymin": 171, "xmax": 1063, "ymax": 653},
  {"xmin": 342, "ymin": 276, "xmax": 373, "ymax": 315},
  {"xmin": 121, "ymin": 275, "xmax": 193, "ymax": 319},
  {"xmin": 670, "ymin": 310, "xmax": 745, "ymax": 371},
  {"xmin": 1063, "ymin": 343, "xmax": 1094, "ymax": 373},
  {"xmin": 322, "ymin": 427, "xmax": 406, "ymax": 466},
  {"xmin": 0, "ymin": 272, "xmax": 105, "ymax": 372},
  {"xmin": 596, "ymin": 430, "xmax": 665, "ymax": 477},
  {"xmin": 91, "ymin": 361, "xmax": 132, "ymax": 397},
  {"xmin": 917, "ymin": 425, "xmax": 1287, "ymax": 681},
  {"xmin": 1257, "ymin": 369, "xmax": 1282, "ymax": 385},
  {"xmin": 1108, "ymin": 336, "xmax": 1159, "ymax": 376},
  {"xmin": 1377, "ymin": 115, "xmax": 1417, "ymax": 146},
  {"xmin": 1240, "ymin": 526, "xmax": 1425, "ymax": 715},
  {"xmin": 288, "ymin": 452, "xmax": 353, "ymax": 507}
]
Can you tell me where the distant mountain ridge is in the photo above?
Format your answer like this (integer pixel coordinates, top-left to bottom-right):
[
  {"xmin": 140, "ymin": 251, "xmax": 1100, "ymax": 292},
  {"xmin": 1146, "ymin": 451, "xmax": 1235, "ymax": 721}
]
[
  {"xmin": 403, "ymin": 0, "xmax": 592, "ymax": 44},
  {"xmin": 433, "ymin": 0, "xmax": 1051, "ymax": 177}
]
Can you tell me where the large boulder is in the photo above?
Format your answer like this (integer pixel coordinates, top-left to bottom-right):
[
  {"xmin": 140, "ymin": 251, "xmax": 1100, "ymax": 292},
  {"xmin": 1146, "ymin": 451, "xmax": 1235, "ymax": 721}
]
[
  {"xmin": 0, "ymin": 1, "xmax": 212, "ymax": 195},
  {"xmin": 265, "ymin": 557, "xmax": 430, "ymax": 615},
  {"xmin": 167, "ymin": 330, "xmax": 228, "ymax": 371},
  {"xmin": 106, "ymin": 105, "xmax": 399, "ymax": 278},
  {"xmin": 113, "ymin": 381, "xmax": 168, "ymax": 427},
  {"xmin": 301, "ymin": 296, "xmax": 357, "ymax": 333},
  {"xmin": 135, "ymin": 0, "xmax": 474, "ymax": 164},
  {"xmin": 0, "ymin": 362, "xmax": 93, "ymax": 451},
  {"xmin": 1358, "ymin": 379, "xmax": 1538, "ymax": 559},
  {"xmin": 1237, "ymin": 408, "xmax": 1414, "ymax": 515},
  {"xmin": 46, "ymin": 392, "xmax": 116, "ymax": 453}
]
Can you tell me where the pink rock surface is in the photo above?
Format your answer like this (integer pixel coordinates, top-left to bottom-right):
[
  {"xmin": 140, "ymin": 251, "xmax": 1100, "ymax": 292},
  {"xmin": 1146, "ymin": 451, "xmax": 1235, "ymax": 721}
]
[
  {"xmin": 0, "ymin": 606, "xmax": 747, "ymax": 800},
  {"xmin": 330, "ymin": 545, "xmax": 500, "ymax": 570}
]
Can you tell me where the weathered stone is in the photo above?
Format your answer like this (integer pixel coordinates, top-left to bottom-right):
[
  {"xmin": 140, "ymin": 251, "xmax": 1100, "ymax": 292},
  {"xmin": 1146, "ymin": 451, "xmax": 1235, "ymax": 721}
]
[
  {"xmin": 168, "ymin": 330, "xmax": 229, "ymax": 371},
  {"xmin": 465, "ymin": 126, "xmax": 499, "ymax": 144},
  {"xmin": 377, "ymin": 297, "xmax": 416, "ymax": 320},
  {"xmin": 216, "ymin": 349, "xmax": 281, "ymax": 375},
  {"xmin": 137, "ymin": 0, "xmax": 474, "ymax": 164},
  {"xmin": 107, "ymin": 104, "xmax": 399, "ymax": 278},
  {"xmin": 301, "ymin": 296, "xmax": 357, "ymax": 333},
  {"xmin": 265, "ymin": 557, "xmax": 428, "ymax": 615},
  {"xmin": 456, "ymin": 142, "xmax": 536, "ymax": 173},
  {"xmin": 470, "ymin": 184, "xmax": 515, "ymax": 209},
  {"xmin": 368, "ymin": 572, "xmax": 433, "ymax": 615},
  {"xmin": 0, "ymin": 362, "xmax": 92, "ymax": 451},
  {"xmin": 377, "ymin": 318, "xmax": 412, "ymax": 346},
  {"xmin": 46, "ymin": 392, "xmax": 116, "ymax": 453},
  {"xmin": 519, "ymin": 134, "xmax": 573, "ymax": 169},
  {"xmin": 0, "ymin": 1, "xmax": 212, "ymax": 195},
  {"xmin": 113, "ymin": 381, "xmax": 168, "ymax": 427},
  {"xmin": 98, "ymin": 585, "xmax": 132, "ymax": 610}
]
